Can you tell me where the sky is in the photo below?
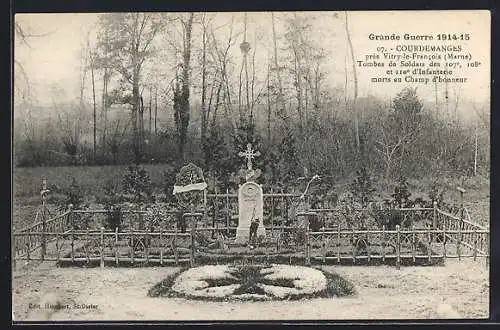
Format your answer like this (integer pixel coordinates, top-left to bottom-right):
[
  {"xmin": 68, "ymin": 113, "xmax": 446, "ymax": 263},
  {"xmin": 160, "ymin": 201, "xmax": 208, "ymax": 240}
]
[{"xmin": 14, "ymin": 11, "xmax": 490, "ymax": 113}]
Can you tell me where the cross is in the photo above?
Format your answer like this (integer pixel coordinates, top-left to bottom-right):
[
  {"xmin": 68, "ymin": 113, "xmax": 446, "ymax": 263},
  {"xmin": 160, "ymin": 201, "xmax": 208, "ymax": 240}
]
[
  {"xmin": 238, "ymin": 143, "xmax": 260, "ymax": 171},
  {"xmin": 41, "ymin": 178, "xmax": 49, "ymax": 202}
]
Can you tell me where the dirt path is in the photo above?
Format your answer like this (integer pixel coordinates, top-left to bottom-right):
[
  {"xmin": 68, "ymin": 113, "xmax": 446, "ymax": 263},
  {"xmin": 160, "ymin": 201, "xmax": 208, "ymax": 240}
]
[{"xmin": 12, "ymin": 259, "xmax": 489, "ymax": 321}]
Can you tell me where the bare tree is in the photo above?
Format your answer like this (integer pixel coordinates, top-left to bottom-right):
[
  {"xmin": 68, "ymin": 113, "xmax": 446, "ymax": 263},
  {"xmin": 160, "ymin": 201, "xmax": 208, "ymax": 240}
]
[
  {"xmin": 86, "ymin": 35, "xmax": 98, "ymax": 162},
  {"xmin": 343, "ymin": 11, "xmax": 360, "ymax": 154},
  {"xmin": 97, "ymin": 13, "xmax": 166, "ymax": 164},
  {"xmin": 271, "ymin": 13, "xmax": 287, "ymax": 119},
  {"xmin": 209, "ymin": 17, "xmax": 238, "ymax": 131},
  {"xmin": 105, "ymin": 118, "xmax": 131, "ymax": 165},
  {"xmin": 173, "ymin": 13, "xmax": 194, "ymax": 162}
]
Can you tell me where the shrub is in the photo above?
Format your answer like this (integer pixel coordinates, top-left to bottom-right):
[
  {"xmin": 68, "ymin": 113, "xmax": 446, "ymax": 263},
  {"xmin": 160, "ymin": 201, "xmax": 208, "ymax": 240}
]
[
  {"xmin": 370, "ymin": 204, "xmax": 404, "ymax": 230},
  {"xmin": 101, "ymin": 179, "xmax": 123, "ymax": 230},
  {"xmin": 122, "ymin": 164, "xmax": 153, "ymax": 203},
  {"xmin": 428, "ymin": 180, "xmax": 445, "ymax": 206},
  {"xmin": 350, "ymin": 166, "xmax": 376, "ymax": 207},
  {"xmin": 59, "ymin": 177, "xmax": 85, "ymax": 209},
  {"xmin": 162, "ymin": 165, "xmax": 180, "ymax": 203},
  {"xmin": 391, "ymin": 176, "xmax": 411, "ymax": 208}
]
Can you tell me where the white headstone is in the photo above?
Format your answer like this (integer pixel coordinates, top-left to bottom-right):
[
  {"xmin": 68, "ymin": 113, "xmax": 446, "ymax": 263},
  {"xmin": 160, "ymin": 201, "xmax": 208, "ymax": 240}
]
[{"xmin": 235, "ymin": 182, "xmax": 266, "ymax": 243}]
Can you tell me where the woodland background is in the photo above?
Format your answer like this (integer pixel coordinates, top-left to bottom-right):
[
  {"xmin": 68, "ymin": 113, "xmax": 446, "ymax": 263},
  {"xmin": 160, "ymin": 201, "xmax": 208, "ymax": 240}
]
[{"xmin": 13, "ymin": 12, "xmax": 490, "ymax": 192}]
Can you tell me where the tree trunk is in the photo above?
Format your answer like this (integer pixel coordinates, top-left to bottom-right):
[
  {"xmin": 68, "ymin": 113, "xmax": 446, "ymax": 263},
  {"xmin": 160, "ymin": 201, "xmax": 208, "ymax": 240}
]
[
  {"xmin": 90, "ymin": 58, "xmax": 97, "ymax": 162},
  {"xmin": 271, "ymin": 12, "xmax": 286, "ymax": 116},
  {"xmin": 344, "ymin": 12, "xmax": 360, "ymax": 154},
  {"xmin": 149, "ymin": 89, "xmax": 152, "ymax": 139},
  {"xmin": 140, "ymin": 95, "xmax": 145, "ymax": 156},
  {"xmin": 178, "ymin": 13, "xmax": 194, "ymax": 162},
  {"xmin": 474, "ymin": 126, "xmax": 478, "ymax": 176},
  {"xmin": 267, "ymin": 62, "xmax": 272, "ymax": 142},
  {"xmin": 154, "ymin": 87, "xmax": 158, "ymax": 136},
  {"xmin": 101, "ymin": 70, "xmax": 110, "ymax": 153},
  {"xmin": 132, "ymin": 78, "xmax": 140, "ymax": 164},
  {"xmin": 201, "ymin": 15, "xmax": 208, "ymax": 141}
]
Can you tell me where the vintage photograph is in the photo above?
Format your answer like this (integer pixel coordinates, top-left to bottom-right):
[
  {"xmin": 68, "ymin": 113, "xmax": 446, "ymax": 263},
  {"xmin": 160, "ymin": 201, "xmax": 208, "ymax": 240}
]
[{"xmin": 12, "ymin": 10, "xmax": 490, "ymax": 321}]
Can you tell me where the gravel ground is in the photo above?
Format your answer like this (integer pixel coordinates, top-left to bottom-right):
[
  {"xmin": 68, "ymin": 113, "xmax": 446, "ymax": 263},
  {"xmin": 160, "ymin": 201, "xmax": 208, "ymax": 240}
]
[{"xmin": 12, "ymin": 258, "xmax": 489, "ymax": 321}]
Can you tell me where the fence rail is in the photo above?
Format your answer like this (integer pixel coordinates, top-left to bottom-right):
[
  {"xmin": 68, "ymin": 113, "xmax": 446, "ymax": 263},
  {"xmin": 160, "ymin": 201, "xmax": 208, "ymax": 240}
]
[
  {"xmin": 13, "ymin": 224, "xmax": 488, "ymax": 269},
  {"xmin": 13, "ymin": 202, "xmax": 489, "ymax": 269}
]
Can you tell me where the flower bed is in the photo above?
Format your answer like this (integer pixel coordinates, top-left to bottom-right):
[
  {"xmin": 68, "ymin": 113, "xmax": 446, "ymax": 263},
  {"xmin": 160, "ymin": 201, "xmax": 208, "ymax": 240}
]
[{"xmin": 148, "ymin": 264, "xmax": 355, "ymax": 301}]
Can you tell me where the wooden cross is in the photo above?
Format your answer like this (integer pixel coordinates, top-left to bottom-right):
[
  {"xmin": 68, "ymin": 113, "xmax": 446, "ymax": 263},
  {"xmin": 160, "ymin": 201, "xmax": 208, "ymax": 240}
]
[
  {"xmin": 41, "ymin": 178, "xmax": 49, "ymax": 203},
  {"xmin": 238, "ymin": 143, "xmax": 260, "ymax": 171}
]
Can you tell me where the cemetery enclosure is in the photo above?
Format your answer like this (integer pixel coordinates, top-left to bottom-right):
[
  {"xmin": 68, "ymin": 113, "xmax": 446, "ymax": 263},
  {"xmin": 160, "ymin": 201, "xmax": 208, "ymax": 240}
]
[{"xmin": 12, "ymin": 201, "xmax": 489, "ymax": 268}]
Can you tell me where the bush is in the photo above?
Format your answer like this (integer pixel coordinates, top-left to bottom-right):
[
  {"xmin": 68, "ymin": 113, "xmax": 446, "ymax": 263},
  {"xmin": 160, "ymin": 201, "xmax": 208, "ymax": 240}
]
[
  {"xmin": 350, "ymin": 166, "xmax": 376, "ymax": 207},
  {"xmin": 59, "ymin": 177, "xmax": 85, "ymax": 209},
  {"xmin": 122, "ymin": 164, "xmax": 153, "ymax": 203},
  {"xmin": 101, "ymin": 179, "xmax": 123, "ymax": 230},
  {"xmin": 370, "ymin": 204, "xmax": 404, "ymax": 230},
  {"xmin": 162, "ymin": 165, "xmax": 180, "ymax": 203},
  {"xmin": 391, "ymin": 176, "xmax": 411, "ymax": 208},
  {"xmin": 428, "ymin": 180, "xmax": 445, "ymax": 206}
]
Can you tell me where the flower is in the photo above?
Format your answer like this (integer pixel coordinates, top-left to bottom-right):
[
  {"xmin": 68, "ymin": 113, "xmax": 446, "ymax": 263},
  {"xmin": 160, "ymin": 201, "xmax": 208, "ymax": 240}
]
[{"xmin": 169, "ymin": 264, "xmax": 328, "ymax": 300}]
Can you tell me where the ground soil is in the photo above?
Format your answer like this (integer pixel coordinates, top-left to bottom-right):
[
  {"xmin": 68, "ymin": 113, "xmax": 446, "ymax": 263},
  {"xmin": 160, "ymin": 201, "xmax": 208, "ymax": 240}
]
[{"xmin": 12, "ymin": 258, "xmax": 488, "ymax": 321}]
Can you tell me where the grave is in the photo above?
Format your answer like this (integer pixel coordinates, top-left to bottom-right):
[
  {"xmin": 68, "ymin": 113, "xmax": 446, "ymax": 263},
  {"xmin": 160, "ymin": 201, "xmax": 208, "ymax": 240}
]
[
  {"xmin": 235, "ymin": 144, "xmax": 266, "ymax": 243},
  {"xmin": 173, "ymin": 163, "xmax": 207, "ymax": 231}
]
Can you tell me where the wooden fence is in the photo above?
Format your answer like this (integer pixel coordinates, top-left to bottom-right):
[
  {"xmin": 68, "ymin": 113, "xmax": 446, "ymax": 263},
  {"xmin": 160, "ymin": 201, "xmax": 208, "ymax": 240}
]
[
  {"xmin": 12, "ymin": 210, "xmax": 489, "ymax": 269},
  {"xmin": 206, "ymin": 191, "xmax": 303, "ymax": 228},
  {"xmin": 12, "ymin": 207, "xmax": 72, "ymax": 265}
]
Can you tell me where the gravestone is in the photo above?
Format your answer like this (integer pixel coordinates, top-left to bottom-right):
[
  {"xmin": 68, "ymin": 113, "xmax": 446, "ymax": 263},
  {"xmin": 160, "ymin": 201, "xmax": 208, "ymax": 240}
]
[
  {"xmin": 235, "ymin": 182, "xmax": 266, "ymax": 243},
  {"xmin": 235, "ymin": 143, "xmax": 266, "ymax": 243}
]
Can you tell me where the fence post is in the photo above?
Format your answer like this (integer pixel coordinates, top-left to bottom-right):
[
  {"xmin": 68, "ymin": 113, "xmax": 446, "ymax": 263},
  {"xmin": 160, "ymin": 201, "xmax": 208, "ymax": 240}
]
[
  {"xmin": 276, "ymin": 228, "xmax": 280, "ymax": 252},
  {"xmin": 40, "ymin": 178, "xmax": 48, "ymax": 262},
  {"xmin": 271, "ymin": 187, "xmax": 274, "ymax": 229},
  {"xmin": 100, "ymin": 227, "xmax": 105, "ymax": 269},
  {"xmin": 486, "ymin": 230, "xmax": 489, "ymax": 269},
  {"xmin": 139, "ymin": 207, "xmax": 144, "ymax": 230},
  {"xmin": 55, "ymin": 230, "xmax": 60, "ymax": 264},
  {"xmin": 396, "ymin": 225, "xmax": 401, "ymax": 270},
  {"xmin": 68, "ymin": 204, "xmax": 74, "ymax": 228},
  {"xmin": 159, "ymin": 228, "xmax": 164, "ymax": 266},
  {"xmin": 174, "ymin": 226, "xmax": 178, "ymax": 265},
  {"xmin": 114, "ymin": 227, "xmax": 119, "ymax": 266},
  {"xmin": 427, "ymin": 224, "xmax": 431, "ymax": 263},
  {"xmin": 145, "ymin": 230, "xmax": 149, "ymax": 265},
  {"xmin": 305, "ymin": 224, "xmax": 310, "ymax": 266},
  {"xmin": 473, "ymin": 228, "xmax": 477, "ymax": 261},
  {"xmin": 130, "ymin": 230, "xmax": 135, "ymax": 264},
  {"xmin": 382, "ymin": 225, "xmax": 386, "ymax": 263},
  {"xmin": 457, "ymin": 221, "xmax": 462, "ymax": 261},
  {"xmin": 284, "ymin": 189, "xmax": 289, "ymax": 221},
  {"xmin": 85, "ymin": 228, "xmax": 90, "ymax": 264},
  {"xmin": 70, "ymin": 227, "xmax": 75, "ymax": 263},
  {"xmin": 458, "ymin": 187, "xmax": 465, "ymax": 230},
  {"xmin": 226, "ymin": 188, "xmax": 230, "ymax": 228},
  {"xmin": 322, "ymin": 225, "xmax": 326, "ymax": 264},
  {"xmin": 337, "ymin": 223, "xmax": 341, "ymax": 264},
  {"xmin": 12, "ymin": 233, "xmax": 16, "ymax": 270},
  {"xmin": 366, "ymin": 230, "xmax": 371, "ymax": 263},
  {"xmin": 412, "ymin": 225, "xmax": 416, "ymax": 264},
  {"xmin": 190, "ymin": 227, "xmax": 196, "ymax": 267},
  {"xmin": 443, "ymin": 220, "xmax": 447, "ymax": 258},
  {"xmin": 352, "ymin": 227, "xmax": 356, "ymax": 265},
  {"xmin": 27, "ymin": 228, "xmax": 31, "ymax": 264},
  {"xmin": 433, "ymin": 201, "xmax": 438, "ymax": 229}
]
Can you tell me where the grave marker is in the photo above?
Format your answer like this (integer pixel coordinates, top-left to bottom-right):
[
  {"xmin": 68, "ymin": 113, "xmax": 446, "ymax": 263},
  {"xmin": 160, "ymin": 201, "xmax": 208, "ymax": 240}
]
[{"xmin": 235, "ymin": 144, "xmax": 265, "ymax": 243}]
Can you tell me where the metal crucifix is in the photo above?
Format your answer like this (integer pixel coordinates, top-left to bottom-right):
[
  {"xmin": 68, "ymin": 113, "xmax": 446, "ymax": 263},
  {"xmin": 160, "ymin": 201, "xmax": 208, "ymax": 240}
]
[{"xmin": 238, "ymin": 143, "xmax": 260, "ymax": 171}]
